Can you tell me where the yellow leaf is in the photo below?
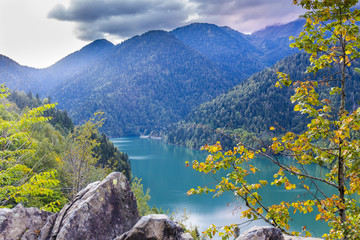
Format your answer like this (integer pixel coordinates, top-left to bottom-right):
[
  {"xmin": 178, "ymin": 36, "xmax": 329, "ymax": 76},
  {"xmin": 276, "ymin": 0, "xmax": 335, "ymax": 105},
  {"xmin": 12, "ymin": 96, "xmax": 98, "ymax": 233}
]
[
  {"xmin": 294, "ymin": 104, "xmax": 301, "ymax": 111},
  {"xmin": 259, "ymin": 180, "xmax": 268, "ymax": 186}
]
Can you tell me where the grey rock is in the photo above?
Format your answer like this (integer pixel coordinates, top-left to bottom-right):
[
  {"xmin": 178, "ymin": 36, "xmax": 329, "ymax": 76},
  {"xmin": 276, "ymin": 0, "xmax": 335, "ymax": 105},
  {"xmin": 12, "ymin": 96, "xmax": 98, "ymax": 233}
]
[
  {"xmin": 0, "ymin": 203, "xmax": 53, "ymax": 240},
  {"xmin": 116, "ymin": 214, "xmax": 186, "ymax": 240},
  {"xmin": 180, "ymin": 232, "xmax": 194, "ymax": 240},
  {"xmin": 284, "ymin": 235, "xmax": 323, "ymax": 240},
  {"xmin": 236, "ymin": 226, "xmax": 284, "ymax": 240},
  {"xmin": 0, "ymin": 172, "xmax": 191, "ymax": 240},
  {"xmin": 236, "ymin": 226, "xmax": 324, "ymax": 240},
  {"xmin": 39, "ymin": 172, "xmax": 140, "ymax": 240}
]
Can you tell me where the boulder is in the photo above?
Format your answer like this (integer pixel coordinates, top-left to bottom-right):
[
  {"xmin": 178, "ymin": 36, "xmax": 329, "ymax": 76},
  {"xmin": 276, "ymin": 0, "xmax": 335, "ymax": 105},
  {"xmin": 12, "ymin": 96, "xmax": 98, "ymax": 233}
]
[
  {"xmin": 0, "ymin": 172, "xmax": 195, "ymax": 240},
  {"xmin": 116, "ymin": 214, "xmax": 187, "ymax": 240},
  {"xmin": 236, "ymin": 226, "xmax": 284, "ymax": 240},
  {"xmin": 180, "ymin": 232, "xmax": 194, "ymax": 240},
  {"xmin": 236, "ymin": 226, "xmax": 324, "ymax": 240},
  {"xmin": 38, "ymin": 172, "xmax": 140, "ymax": 240},
  {"xmin": 0, "ymin": 203, "xmax": 53, "ymax": 240},
  {"xmin": 284, "ymin": 235, "xmax": 323, "ymax": 240}
]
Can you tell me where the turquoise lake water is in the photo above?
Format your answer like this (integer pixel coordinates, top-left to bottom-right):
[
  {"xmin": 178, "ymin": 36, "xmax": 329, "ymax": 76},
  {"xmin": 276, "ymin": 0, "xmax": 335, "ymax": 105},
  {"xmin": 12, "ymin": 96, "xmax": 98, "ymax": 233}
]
[{"xmin": 112, "ymin": 137, "xmax": 330, "ymax": 238}]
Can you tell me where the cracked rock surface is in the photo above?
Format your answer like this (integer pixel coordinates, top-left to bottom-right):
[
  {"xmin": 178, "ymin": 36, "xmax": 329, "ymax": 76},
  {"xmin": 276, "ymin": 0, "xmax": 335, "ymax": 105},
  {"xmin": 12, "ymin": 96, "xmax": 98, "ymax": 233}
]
[
  {"xmin": 116, "ymin": 214, "xmax": 185, "ymax": 240},
  {"xmin": 0, "ymin": 204, "xmax": 52, "ymax": 240},
  {"xmin": 0, "ymin": 172, "xmax": 192, "ymax": 240},
  {"xmin": 38, "ymin": 172, "xmax": 140, "ymax": 240}
]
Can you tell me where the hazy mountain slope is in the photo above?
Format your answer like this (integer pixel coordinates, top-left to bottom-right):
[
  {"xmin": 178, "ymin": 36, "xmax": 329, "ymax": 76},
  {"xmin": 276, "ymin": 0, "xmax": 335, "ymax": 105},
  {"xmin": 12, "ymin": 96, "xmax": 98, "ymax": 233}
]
[
  {"xmin": 0, "ymin": 20, "xmax": 311, "ymax": 137},
  {"xmin": 51, "ymin": 30, "xmax": 229, "ymax": 136},
  {"xmin": 246, "ymin": 19, "xmax": 305, "ymax": 65},
  {"xmin": 0, "ymin": 55, "xmax": 39, "ymax": 91},
  {"xmin": 33, "ymin": 39, "xmax": 115, "ymax": 96},
  {"xmin": 164, "ymin": 53, "xmax": 360, "ymax": 149},
  {"xmin": 171, "ymin": 23, "xmax": 264, "ymax": 83},
  {"xmin": 0, "ymin": 40, "xmax": 115, "ymax": 96}
]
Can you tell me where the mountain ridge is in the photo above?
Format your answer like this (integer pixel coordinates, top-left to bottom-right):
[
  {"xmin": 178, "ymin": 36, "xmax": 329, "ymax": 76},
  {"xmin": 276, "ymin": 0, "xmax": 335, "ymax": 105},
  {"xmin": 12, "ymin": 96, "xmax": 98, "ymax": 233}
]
[{"xmin": 0, "ymin": 19, "xmax": 306, "ymax": 136}]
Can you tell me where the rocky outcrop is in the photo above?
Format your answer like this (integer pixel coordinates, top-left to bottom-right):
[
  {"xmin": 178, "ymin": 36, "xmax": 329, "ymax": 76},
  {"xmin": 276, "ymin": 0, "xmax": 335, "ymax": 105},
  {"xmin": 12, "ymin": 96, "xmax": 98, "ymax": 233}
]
[
  {"xmin": 0, "ymin": 172, "xmax": 192, "ymax": 240},
  {"xmin": 236, "ymin": 226, "xmax": 323, "ymax": 240},
  {"xmin": 236, "ymin": 226, "xmax": 284, "ymax": 240},
  {"xmin": 39, "ymin": 172, "xmax": 140, "ymax": 240},
  {"xmin": 284, "ymin": 235, "xmax": 323, "ymax": 240},
  {"xmin": 0, "ymin": 204, "xmax": 52, "ymax": 240},
  {"xmin": 116, "ymin": 214, "xmax": 187, "ymax": 240}
]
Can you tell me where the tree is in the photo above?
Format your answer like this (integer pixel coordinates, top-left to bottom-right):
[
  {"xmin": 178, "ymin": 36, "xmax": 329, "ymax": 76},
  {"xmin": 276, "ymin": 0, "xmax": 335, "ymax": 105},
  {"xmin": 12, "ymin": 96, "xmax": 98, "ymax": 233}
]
[
  {"xmin": 187, "ymin": 1, "xmax": 360, "ymax": 239},
  {"xmin": 0, "ymin": 85, "xmax": 62, "ymax": 212},
  {"xmin": 60, "ymin": 112, "xmax": 111, "ymax": 199},
  {"xmin": 131, "ymin": 176, "xmax": 152, "ymax": 216}
]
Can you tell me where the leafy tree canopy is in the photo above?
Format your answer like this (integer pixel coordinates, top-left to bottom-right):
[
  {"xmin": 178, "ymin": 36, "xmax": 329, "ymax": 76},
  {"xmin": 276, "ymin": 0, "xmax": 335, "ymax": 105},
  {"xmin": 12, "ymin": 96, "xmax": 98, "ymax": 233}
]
[{"xmin": 188, "ymin": 1, "xmax": 360, "ymax": 239}]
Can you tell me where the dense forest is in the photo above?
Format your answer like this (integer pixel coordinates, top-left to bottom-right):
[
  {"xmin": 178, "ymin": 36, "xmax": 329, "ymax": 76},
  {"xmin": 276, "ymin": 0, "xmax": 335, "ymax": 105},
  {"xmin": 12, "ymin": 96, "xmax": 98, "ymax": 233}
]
[
  {"xmin": 163, "ymin": 53, "xmax": 360, "ymax": 149},
  {"xmin": 0, "ymin": 88, "xmax": 131, "ymax": 210},
  {"xmin": 0, "ymin": 21, "xmax": 305, "ymax": 137}
]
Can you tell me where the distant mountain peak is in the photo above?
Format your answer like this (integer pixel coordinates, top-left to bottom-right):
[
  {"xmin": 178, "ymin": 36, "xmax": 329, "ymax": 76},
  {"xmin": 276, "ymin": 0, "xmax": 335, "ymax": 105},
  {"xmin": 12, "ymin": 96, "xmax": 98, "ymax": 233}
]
[
  {"xmin": 139, "ymin": 30, "xmax": 174, "ymax": 39},
  {"xmin": 79, "ymin": 39, "xmax": 114, "ymax": 53},
  {"xmin": 251, "ymin": 18, "xmax": 305, "ymax": 39},
  {"xmin": 172, "ymin": 22, "xmax": 227, "ymax": 34},
  {"xmin": 91, "ymin": 39, "xmax": 113, "ymax": 45},
  {"xmin": 0, "ymin": 54, "xmax": 20, "ymax": 66},
  {"xmin": 118, "ymin": 30, "xmax": 179, "ymax": 50},
  {"xmin": 179, "ymin": 22, "xmax": 219, "ymax": 28}
]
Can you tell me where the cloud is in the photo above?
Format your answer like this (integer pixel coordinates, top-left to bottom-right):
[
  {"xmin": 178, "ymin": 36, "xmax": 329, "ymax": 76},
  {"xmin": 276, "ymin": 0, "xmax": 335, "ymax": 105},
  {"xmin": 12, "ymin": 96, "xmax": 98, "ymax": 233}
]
[
  {"xmin": 191, "ymin": 0, "xmax": 305, "ymax": 33},
  {"xmin": 48, "ymin": 0, "xmax": 305, "ymax": 41}
]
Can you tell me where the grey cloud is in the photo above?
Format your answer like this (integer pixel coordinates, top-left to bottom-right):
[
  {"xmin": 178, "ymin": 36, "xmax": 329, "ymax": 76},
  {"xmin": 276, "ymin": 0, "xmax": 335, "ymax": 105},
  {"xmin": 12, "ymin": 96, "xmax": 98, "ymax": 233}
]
[
  {"xmin": 49, "ymin": 0, "xmax": 189, "ymax": 40},
  {"xmin": 76, "ymin": 9, "xmax": 188, "ymax": 40},
  {"xmin": 191, "ymin": 0, "xmax": 305, "ymax": 32},
  {"xmin": 48, "ymin": 0, "xmax": 305, "ymax": 41},
  {"xmin": 49, "ymin": 0, "xmax": 154, "ymax": 22}
]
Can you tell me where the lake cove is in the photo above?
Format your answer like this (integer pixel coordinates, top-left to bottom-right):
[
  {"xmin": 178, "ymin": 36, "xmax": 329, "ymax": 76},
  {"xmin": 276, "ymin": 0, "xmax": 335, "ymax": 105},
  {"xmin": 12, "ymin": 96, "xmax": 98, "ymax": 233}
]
[{"xmin": 111, "ymin": 137, "xmax": 329, "ymax": 238}]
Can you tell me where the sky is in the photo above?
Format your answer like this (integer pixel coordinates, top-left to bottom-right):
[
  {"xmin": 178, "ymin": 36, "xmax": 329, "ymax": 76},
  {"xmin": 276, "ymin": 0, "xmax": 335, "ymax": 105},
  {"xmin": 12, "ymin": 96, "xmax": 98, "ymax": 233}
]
[{"xmin": 0, "ymin": 0, "xmax": 305, "ymax": 68}]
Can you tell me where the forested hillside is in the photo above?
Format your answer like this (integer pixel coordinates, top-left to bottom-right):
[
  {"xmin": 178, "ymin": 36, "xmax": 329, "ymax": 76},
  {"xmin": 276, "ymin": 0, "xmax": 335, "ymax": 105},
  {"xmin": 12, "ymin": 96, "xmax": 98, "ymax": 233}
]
[
  {"xmin": 0, "ymin": 20, "xmax": 305, "ymax": 137},
  {"xmin": 0, "ymin": 55, "xmax": 38, "ymax": 91},
  {"xmin": 0, "ymin": 88, "xmax": 131, "ymax": 210},
  {"xmin": 171, "ymin": 23, "xmax": 264, "ymax": 83},
  {"xmin": 50, "ymin": 30, "xmax": 230, "ymax": 136},
  {"xmin": 247, "ymin": 19, "xmax": 305, "ymax": 65},
  {"xmin": 164, "ymin": 53, "xmax": 360, "ymax": 149}
]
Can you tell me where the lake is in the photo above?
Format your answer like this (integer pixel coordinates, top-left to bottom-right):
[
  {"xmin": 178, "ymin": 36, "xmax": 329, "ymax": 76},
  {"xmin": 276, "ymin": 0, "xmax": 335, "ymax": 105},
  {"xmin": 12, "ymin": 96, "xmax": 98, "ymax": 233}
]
[{"xmin": 112, "ymin": 137, "xmax": 330, "ymax": 238}]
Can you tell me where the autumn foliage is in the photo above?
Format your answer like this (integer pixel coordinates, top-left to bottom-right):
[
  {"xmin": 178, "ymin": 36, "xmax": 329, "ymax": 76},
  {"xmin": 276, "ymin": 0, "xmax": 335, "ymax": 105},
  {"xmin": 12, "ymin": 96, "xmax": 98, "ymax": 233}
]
[{"xmin": 188, "ymin": 1, "xmax": 360, "ymax": 239}]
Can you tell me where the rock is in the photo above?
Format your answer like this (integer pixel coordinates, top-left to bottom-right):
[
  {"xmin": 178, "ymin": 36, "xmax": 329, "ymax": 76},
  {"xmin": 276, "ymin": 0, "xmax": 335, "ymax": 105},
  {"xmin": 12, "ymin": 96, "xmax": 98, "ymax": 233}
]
[
  {"xmin": 181, "ymin": 232, "xmax": 194, "ymax": 240},
  {"xmin": 236, "ymin": 226, "xmax": 284, "ymax": 240},
  {"xmin": 116, "ymin": 214, "xmax": 187, "ymax": 240},
  {"xmin": 284, "ymin": 235, "xmax": 323, "ymax": 240},
  {"xmin": 0, "ymin": 172, "xmax": 191, "ymax": 240},
  {"xmin": 0, "ymin": 203, "xmax": 53, "ymax": 240},
  {"xmin": 38, "ymin": 172, "xmax": 140, "ymax": 240},
  {"xmin": 236, "ymin": 226, "xmax": 324, "ymax": 240}
]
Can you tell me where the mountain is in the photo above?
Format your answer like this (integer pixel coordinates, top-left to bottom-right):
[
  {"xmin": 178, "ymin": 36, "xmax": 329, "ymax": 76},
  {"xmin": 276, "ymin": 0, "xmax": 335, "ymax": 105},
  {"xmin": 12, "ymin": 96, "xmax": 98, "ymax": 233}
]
[
  {"xmin": 171, "ymin": 23, "xmax": 263, "ymax": 83},
  {"xmin": 170, "ymin": 21, "xmax": 304, "ymax": 83},
  {"xmin": 247, "ymin": 19, "xmax": 305, "ymax": 65},
  {"xmin": 0, "ymin": 20, "xmax": 309, "ymax": 137},
  {"xmin": 0, "ymin": 40, "xmax": 115, "ymax": 96},
  {"xmin": 26, "ymin": 39, "xmax": 116, "ymax": 96},
  {"xmin": 0, "ymin": 55, "xmax": 38, "ymax": 91},
  {"xmin": 164, "ymin": 52, "xmax": 360, "ymax": 149},
  {"xmin": 50, "ymin": 30, "xmax": 230, "ymax": 136}
]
